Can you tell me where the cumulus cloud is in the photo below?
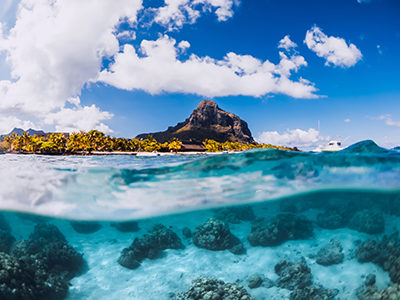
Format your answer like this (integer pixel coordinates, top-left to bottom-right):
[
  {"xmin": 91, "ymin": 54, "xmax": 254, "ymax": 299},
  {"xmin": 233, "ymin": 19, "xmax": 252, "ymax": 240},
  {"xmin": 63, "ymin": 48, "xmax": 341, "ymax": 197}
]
[
  {"xmin": 0, "ymin": 116, "xmax": 36, "ymax": 135},
  {"xmin": 98, "ymin": 35, "xmax": 318, "ymax": 99},
  {"xmin": 374, "ymin": 115, "xmax": 400, "ymax": 127},
  {"xmin": 344, "ymin": 119, "xmax": 351, "ymax": 123},
  {"xmin": 43, "ymin": 97, "xmax": 114, "ymax": 133},
  {"xmin": 278, "ymin": 35, "xmax": 297, "ymax": 52},
  {"xmin": 304, "ymin": 25, "xmax": 362, "ymax": 68},
  {"xmin": 150, "ymin": 0, "xmax": 237, "ymax": 30},
  {"xmin": 117, "ymin": 30, "xmax": 136, "ymax": 41},
  {"xmin": 0, "ymin": 0, "xmax": 143, "ymax": 132},
  {"xmin": 257, "ymin": 128, "xmax": 330, "ymax": 149},
  {"xmin": 0, "ymin": 0, "xmax": 319, "ymax": 134}
]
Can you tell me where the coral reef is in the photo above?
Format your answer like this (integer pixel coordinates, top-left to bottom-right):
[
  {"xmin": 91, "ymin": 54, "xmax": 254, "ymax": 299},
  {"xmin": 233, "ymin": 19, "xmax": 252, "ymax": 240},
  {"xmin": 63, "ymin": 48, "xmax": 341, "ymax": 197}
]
[
  {"xmin": 316, "ymin": 210, "xmax": 345, "ymax": 229},
  {"xmin": 70, "ymin": 221, "xmax": 102, "ymax": 234},
  {"xmin": 192, "ymin": 218, "xmax": 242, "ymax": 251},
  {"xmin": 275, "ymin": 257, "xmax": 338, "ymax": 299},
  {"xmin": 248, "ymin": 214, "xmax": 313, "ymax": 247},
  {"xmin": 356, "ymin": 232, "xmax": 400, "ymax": 284},
  {"xmin": 290, "ymin": 285, "xmax": 338, "ymax": 300},
  {"xmin": 275, "ymin": 258, "xmax": 312, "ymax": 290},
  {"xmin": 182, "ymin": 227, "xmax": 192, "ymax": 238},
  {"xmin": 247, "ymin": 274, "xmax": 263, "ymax": 289},
  {"xmin": 118, "ymin": 223, "xmax": 182, "ymax": 270},
  {"xmin": 316, "ymin": 239, "xmax": 344, "ymax": 266},
  {"xmin": 111, "ymin": 221, "xmax": 140, "ymax": 232},
  {"xmin": 349, "ymin": 209, "xmax": 385, "ymax": 235},
  {"xmin": 0, "ymin": 230, "xmax": 15, "ymax": 254},
  {"xmin": 176, "ymin": 277, "xmax": 253, "ymax": 300},
  {"xmin": 0, "ymin": 223, "xmax": 84, "ymax": 300},
  {"xmin": 213, "ymin": 205, "xmax": 255, "ymax": 224},
  {"xmin": 357, "ymin": 275, "xmax": 400, "ymax": 300}
]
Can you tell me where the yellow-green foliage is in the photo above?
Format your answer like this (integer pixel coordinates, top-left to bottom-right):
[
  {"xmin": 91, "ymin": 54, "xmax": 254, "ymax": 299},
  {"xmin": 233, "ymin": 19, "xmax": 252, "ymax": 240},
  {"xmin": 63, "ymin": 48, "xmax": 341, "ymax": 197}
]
[
  {"xmin": 203, "ymin": 139, "xmax": 294, "ymax": 152},
  {"xmin": 3, "ymin": 130, "xmax": 294, "ymax": 154},
  {"xmin": 203, "ymin": 139, "xmax": 222, "ymax": 152},
  {"xmin": 139, "ymin": 135, "xmax": 161, "ymax": 152},
  {"xmin": 168, "ymin": 138, "xmax": 182, "ymax": 152},
  {"xmin": 0, "ymin": 141, "xmax": 9, "ymax": 151}
]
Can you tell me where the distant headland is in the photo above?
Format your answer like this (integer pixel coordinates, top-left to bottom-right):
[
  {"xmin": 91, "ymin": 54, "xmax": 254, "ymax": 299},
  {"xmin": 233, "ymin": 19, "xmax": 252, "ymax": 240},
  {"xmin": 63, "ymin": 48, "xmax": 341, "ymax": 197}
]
[
  {"xmin": 137, "ymin": 100, "xmax": 255, "ymax": 145},
  {"xmin": 0, "ymin": 101, "xmax": 297, "ymax": 155}
]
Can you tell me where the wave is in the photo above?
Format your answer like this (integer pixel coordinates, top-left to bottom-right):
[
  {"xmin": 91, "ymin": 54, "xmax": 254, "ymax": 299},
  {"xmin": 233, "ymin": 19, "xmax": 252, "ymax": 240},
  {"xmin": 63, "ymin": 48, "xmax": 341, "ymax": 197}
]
[{"xmin": 0, "ymin": 140, "xmax": 400, "ymax": 220}]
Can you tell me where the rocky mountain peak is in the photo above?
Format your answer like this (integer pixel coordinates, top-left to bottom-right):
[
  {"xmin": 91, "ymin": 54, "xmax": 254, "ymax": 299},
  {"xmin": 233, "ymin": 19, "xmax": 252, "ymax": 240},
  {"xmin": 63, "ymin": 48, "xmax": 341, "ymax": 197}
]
[{"xmin": 137, "ymin": 100, "xmax": 255, "ymax": 144}]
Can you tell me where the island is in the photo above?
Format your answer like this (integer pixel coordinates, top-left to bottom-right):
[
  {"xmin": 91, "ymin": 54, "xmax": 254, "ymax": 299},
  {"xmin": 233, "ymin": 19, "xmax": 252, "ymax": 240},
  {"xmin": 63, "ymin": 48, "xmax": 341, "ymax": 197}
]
[{"xmin": 0, "ymin": 101, "xmax": 297, "ymax": 155}]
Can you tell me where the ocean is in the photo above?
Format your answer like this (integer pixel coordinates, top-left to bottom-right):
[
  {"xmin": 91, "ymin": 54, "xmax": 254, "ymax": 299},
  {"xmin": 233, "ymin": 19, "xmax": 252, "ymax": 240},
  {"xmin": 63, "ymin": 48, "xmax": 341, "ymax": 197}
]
[{"xmin": 1, "ymin": 140, "xmax": 400, "ymax": 300}]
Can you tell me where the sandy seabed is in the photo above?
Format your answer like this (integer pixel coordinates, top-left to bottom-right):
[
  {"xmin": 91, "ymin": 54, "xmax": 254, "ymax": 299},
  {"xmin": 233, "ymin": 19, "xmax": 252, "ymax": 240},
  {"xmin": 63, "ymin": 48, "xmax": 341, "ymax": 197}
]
[{"xmin": 5, "ymin": 200, "xmax": 397, "ymax": 300}]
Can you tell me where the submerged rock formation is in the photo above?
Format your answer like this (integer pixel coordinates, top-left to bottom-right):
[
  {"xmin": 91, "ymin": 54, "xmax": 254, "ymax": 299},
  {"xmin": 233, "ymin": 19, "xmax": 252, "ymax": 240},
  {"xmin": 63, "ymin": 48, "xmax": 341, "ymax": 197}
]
[
  {"xmin": 247, "ymin": 214, "xmax": 313, "ymax": 247},
  {"xmin": 176, "ymin": 277, "xmax": 253, "ymax": 300},
  {"xmin": 118, "ymin": 223, "xmax": 182, "ymax": 270},
  {"xmin": 213, "ymin": 205, "xmax": 256, "ymax": 224},
  {"xmin": 137, "ymin": 100, "xmax": 255, "ymax": 144},
  {"xmin": 0, "ymin": 230, "xmax": 15, "ymax": 254},
  {"xmin": 290, "ymin": 285, "xmax": 339, "ymax": 300},
  {"xmin": 192, "ymin": 218, "xmax": 243, "ymax": 253},
  {"xmin": 0, "ymin": 223, "xmax": 84, "ymax": 300},
  {"xmin": 70, "ymin": 221, "xmax": 102, "ymax": 234},
  {"xmin": 111, "ymin": 221, "xmax": 140, "ymax": 233},
  {"xmin": 275, "ymin": 258, "xmax": 312, "ymax": 290},
  {"xmin": 275, "ymin": 257, "xmax": 338, "ymax": 300},
  {"xmin": 356, "ymin": 232, "xmax": 400, "ymax": 284},
  {"xmin": 349, "ymin": 209, "xmax": 385, "ymax": 235},
  {"xmin": 316, "ymin": 239, "xmax": 344, "ymax": 266},
  {"xmin": 357, "ymin": 275, "xmax": 400, "ymax": 300}
]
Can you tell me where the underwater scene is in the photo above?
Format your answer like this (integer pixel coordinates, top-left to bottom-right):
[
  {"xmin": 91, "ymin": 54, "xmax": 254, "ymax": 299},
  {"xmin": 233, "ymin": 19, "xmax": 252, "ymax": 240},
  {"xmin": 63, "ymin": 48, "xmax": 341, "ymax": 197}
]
[{"xmin": 1, "ymin": 140, "xmax": 400, "ymax": 300}]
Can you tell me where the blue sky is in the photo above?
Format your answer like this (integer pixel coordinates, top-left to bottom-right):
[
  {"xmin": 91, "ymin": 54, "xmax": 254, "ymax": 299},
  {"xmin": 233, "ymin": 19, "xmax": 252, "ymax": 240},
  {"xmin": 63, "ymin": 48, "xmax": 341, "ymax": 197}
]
[{"xmin": 0, "ymin": 0, "xmax": 399, "ymax": 149}]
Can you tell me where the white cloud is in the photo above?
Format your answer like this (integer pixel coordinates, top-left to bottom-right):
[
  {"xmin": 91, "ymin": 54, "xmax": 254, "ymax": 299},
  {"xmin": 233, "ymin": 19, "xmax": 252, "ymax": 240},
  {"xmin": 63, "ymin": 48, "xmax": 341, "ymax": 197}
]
[
  {"xmin": 375, "ymin": 115, "xmax": 400, "ymax": 127},
  {"xmin": 117, "ymin": 30, "xmax": 136, "ymax": 41},
  {"xmin": 357, "ymin": 0, "xmax": 370, "ymax": 3},
  {"xmin": 98, "ymin": 35, "xmax": 319, "ymax": 99},
  {"xmin": 150, "ymin": 0, "xmax": 237, "ymax": 30},
  {"xmin": 0, "ymin": 0, "xmax": 143, "ymax": 131},
  {"xmin": 278, "ymin": 35, "xmax": 297, "ymax": 52},
  {"xmin": 257, "ymin": 128, "xmax": 330, "ymax": 149},
  {"xmin": 43, "ymin": 97, "xmax": 114, "ymax": 133},
  {"xmin": 304, "ymin": 25, "xmax": 362, "ymax": 68},
  {"xmin": 0, "ymin": 116, "xmax": 36, "ymax": 135},
  {"xmin": 344, "ymin": 119, "xmax": 351, "ymax": 123},
  {"xmin": 377, "ymin": 45, "xmax": 383, "ymax": 55}
]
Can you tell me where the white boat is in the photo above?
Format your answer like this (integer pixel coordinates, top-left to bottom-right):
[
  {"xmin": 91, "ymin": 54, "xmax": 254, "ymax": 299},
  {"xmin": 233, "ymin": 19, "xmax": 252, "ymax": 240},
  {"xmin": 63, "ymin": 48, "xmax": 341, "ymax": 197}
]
[{"xmin": 313, "ymin": 140, "xmax": 345, "ymax": 152}]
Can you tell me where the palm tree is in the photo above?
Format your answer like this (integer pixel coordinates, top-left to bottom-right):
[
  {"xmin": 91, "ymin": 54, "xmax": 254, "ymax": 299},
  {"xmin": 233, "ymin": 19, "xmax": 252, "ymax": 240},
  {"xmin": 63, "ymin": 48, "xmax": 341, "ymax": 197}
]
[
  {"xmin": 13, "ymin": 136, "xmax": 24, "ymax": 152},
  {"xmin": 203, "ymin": 139, "xmax": 222, "ymax": 152},
  {"xmin": 67, "ymin": 131, "xmax": 85, "ymax": 153},
  {"xmin": 25, "ymin": 135, "xmax": 42, "ymax": 153},
  {"xmin": 168, "ymin": 138, "xmax": 182, "ymax": 153},
  {"xmin": 140, "ymin": 135, "xmax": 161, "ymax": 152}
]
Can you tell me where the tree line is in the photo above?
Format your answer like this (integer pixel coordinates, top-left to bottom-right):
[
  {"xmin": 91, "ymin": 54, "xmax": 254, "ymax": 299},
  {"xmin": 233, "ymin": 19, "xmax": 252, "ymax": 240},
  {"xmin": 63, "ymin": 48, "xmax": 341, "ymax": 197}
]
[{"xmin": 0, "ymin": 130, "xmax": 295, "ymax": 154}]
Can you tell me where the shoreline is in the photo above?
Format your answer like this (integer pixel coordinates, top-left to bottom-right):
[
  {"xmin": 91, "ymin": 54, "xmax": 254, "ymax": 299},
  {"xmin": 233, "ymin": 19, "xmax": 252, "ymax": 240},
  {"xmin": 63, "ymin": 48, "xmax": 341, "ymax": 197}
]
[{"xmin": 2, "ymin": 150, "xmax": 233, "ymax": 156}]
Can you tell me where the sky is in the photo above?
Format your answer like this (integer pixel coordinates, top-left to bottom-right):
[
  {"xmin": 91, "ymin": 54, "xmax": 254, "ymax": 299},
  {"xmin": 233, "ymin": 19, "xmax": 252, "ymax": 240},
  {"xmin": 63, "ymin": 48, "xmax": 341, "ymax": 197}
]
[{"xmin": 0, "ymin": 0, "xmax": 399, "ymax": 149}]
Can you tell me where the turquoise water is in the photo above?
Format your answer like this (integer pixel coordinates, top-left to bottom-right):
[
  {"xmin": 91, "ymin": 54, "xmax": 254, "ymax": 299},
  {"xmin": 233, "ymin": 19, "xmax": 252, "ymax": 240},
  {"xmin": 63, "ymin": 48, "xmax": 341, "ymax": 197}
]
[{"xmin": 1, "ymin": 140, "xmax": 400, "ymax": 299}]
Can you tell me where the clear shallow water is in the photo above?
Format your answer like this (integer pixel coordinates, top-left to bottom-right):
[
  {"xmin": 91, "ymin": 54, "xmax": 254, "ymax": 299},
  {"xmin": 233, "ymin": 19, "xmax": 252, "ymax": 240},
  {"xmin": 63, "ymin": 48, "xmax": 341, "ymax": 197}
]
[
  {"xmin": 1, "ymin": 140, "xmax": 400, "ymax": 220},
  {"xmin": 1, "ymin": 140, "xmax": 400, "ymax": 299}
]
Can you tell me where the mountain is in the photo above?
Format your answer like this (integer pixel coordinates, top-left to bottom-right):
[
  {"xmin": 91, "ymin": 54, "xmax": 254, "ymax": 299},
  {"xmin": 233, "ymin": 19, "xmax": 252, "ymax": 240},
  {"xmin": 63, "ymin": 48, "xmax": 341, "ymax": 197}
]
[
  {"xmin": 4, "ymin": 128, "xmax": 45, "ymax": 136},
  {"xmin": 137, "ymin": 100, "xmax": 255, "ymax": 144}
]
